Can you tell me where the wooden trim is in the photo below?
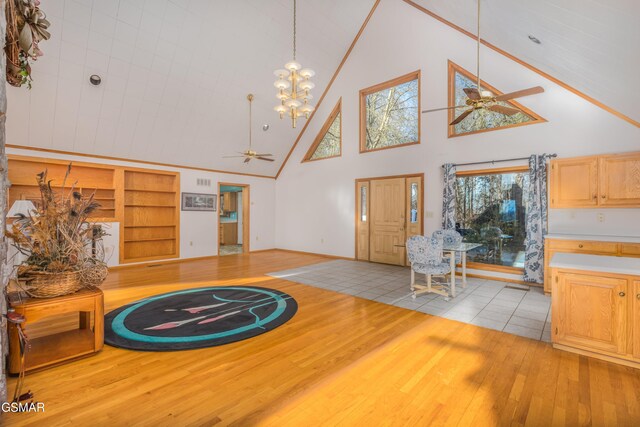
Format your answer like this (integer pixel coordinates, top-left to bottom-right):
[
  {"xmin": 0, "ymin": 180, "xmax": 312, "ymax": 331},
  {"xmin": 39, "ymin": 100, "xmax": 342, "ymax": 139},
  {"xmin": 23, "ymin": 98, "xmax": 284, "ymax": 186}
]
[
  {"xmin": 274, "ymin": 248, "xmax": 355, "ymax": 261},
  {"xmin": 302, "ymin": 98, "xmax": 342, "ymax": 162},
  {"xmin": 401, "ymin": 0, "xmax": 640, "ymax": 129},
  {"xmin": 6, "ymin": 145, "xmax": 275, "ymax": 180},
  {"xmin": 218, "ymin": 182, "xmax": 250, "ymax": 254},
  {"xmin": 465, "ymin": 262, "xmax": 524, "ymax": 274},
  {"xmin": 552, "ymin": 343, "xmax": 640, "ymax": 369},
  {"xmin": 108, "ymin": 255, "xmax": 217, "ymax": 270},
  {"xmin": 275, "ymin": 0, "xmax": 382, "ymax": 179},
  {"xmin": 447, "ymin": 61, "xmax": 546, "ymax": 138},
  {"xmin": 463, "ymin": 272, "xmax": 532, "ymax": 286},
  {"xmin": 455, "ymin": 165, "xmax": 529, "ymax": 176},
  {"xmin": 359, "ymin": 70, "xmax": 421, "ymax": 153},
  {"xmin": 355, "ymin": 172, "xmax": 425, "ymax": 182}
]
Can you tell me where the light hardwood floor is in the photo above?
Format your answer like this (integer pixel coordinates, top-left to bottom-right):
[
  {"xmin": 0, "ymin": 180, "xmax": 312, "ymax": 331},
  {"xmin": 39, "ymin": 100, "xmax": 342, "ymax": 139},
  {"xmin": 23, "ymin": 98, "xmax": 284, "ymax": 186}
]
[{"xmin": 6, "ymin": 250, "xmax": 640, "ymax": 426}]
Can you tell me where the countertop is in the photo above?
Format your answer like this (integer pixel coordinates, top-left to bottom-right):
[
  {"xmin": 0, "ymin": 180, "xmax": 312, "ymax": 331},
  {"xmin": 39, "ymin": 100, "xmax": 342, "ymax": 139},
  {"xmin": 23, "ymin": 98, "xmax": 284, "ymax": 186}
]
[
  {"xmin": 220, "ymin": 219, "xmax": 238, "ymax": 224},
  {"xmin": 550, "ymin": 253, "xmax": 640, "ymax": 276},
  {"xmin": 545, "ymin": 233, "xmax": 640, "ymax": 244}
]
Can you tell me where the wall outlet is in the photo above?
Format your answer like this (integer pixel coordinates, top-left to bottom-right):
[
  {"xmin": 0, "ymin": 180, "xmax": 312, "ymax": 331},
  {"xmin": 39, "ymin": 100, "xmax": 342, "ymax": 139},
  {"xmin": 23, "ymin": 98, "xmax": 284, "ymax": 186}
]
[
  {"xmin": 321, "ymin": 238, "xmax": 324, "ymax": 244},
  {"xmin": 256, "ymin": 236, "xmax": 259, "ymax": 241},
  {"xmin": 597, "ymin": 213, "xmax": 605, "ymax": 223},
  {"xmin": 425, "ymin": 211, "xmax": 434, "ymax": 218},
  {"xmin": 189, "ymin": 241, "xmax": 193, "ymax": 246}
]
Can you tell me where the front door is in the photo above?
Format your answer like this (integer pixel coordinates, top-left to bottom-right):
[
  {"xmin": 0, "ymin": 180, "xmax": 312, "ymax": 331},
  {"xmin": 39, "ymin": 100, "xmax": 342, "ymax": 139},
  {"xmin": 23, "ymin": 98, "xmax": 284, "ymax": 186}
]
[{"xmin": 369, "ymin": 177, "xmax": 406, "ymax": 265}]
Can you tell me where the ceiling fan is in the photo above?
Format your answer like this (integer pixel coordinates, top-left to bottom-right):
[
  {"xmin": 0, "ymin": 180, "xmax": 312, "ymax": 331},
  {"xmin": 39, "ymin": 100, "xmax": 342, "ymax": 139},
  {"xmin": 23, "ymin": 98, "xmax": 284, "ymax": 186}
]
[
  {"xmin": 224, "ymin": 94, "xmax": 275, "ymax": 163},
  {"xmin": 422, "ymin": 0, "xmax": 544, "ymax": 126}
]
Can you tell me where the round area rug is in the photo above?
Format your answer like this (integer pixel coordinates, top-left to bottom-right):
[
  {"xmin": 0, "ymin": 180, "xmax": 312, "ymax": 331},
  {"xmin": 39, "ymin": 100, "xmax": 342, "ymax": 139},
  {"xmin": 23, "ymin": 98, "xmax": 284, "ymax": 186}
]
[{"xmin": 104, "ymin": 286, "xmax": 297, "ymax": 351}]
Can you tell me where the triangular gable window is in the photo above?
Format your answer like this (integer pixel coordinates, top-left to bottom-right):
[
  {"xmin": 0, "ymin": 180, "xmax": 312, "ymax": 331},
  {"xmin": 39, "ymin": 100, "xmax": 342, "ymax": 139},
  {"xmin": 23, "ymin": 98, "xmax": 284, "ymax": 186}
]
[
  {"xmin": 448, "ymin": 61, "xmax": 545, "ymax": 137},
  {"xmin": 304, "ymin": 99, "xmax": 341, "ymax": 161}
]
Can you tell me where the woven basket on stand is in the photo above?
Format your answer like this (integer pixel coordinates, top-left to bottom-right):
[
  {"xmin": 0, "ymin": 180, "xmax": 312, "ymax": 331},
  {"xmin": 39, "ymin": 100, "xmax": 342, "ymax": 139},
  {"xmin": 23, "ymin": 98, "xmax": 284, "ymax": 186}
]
[{"xmin": 20, "ymin": 270, "xmax": 83, "ymax": 298}]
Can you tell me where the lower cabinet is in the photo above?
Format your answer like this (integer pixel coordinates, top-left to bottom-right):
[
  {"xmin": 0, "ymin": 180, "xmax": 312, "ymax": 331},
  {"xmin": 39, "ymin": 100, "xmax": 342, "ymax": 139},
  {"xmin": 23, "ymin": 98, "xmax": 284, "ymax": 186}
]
[
  {"xmin": 634, "ymin": 280, "xmax": 640, "ymax": 360},
  {"xmin": 552, "ymin": 269, "xmax": 639, "ymax": 367}
]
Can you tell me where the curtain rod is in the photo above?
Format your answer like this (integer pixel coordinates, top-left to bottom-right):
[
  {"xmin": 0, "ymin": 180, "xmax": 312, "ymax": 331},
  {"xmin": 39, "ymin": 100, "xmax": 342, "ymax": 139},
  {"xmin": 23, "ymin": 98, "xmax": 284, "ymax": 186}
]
[{"xmin": 442, "ymin": 153, "xmax": 557, "ymax": 168}]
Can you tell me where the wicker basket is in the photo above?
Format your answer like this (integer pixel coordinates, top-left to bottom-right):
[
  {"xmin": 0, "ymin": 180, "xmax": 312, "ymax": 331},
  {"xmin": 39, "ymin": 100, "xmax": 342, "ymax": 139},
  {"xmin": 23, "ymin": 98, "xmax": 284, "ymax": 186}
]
[{"xmin": 20, "ymin": 270, "xmax": 83, "ymax": 298}]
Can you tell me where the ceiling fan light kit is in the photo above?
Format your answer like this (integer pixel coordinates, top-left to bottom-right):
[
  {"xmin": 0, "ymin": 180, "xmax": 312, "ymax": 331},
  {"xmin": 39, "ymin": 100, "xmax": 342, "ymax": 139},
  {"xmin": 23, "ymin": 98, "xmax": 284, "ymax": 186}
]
[
  {"xmin": 422, "ymin": 0, "xmax": 545, "ymax": 127},
  {"xmin": 273, "ymin": 0, "xmax": 315, "ymax": 128}
]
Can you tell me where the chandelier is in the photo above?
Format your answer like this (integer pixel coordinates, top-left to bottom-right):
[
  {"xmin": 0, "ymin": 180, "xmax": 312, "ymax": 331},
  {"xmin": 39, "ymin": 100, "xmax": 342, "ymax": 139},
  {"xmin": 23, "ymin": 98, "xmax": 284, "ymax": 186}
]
[{"xmin": 273, "ymin": 0, "xmax": 315, "ymax": 128}]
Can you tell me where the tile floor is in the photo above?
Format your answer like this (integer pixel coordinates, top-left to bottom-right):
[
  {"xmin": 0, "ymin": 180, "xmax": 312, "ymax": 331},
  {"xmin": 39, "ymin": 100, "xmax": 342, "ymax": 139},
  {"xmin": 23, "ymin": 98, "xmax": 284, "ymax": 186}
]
[
  {"xmin": 269, "ymin": 259, "xmax": 552, "ymax": 342},
  {"xmin": 219, "ymin": 244, "xmax": 243, "ymax": 256}
]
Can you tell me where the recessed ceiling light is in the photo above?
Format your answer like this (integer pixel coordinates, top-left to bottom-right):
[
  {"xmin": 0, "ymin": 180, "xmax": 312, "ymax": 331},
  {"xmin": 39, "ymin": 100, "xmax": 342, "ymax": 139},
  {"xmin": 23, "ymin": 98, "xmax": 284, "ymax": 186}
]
[
  {"xmin": 262, "ymin": 124, "xmax": 270, "ymax": 131},
  {"xmin": 89, "ymin": 75, "xmax": 102, "ymax": 85},
  {"xmin": 528, "ymin": 35, "xmax": 541, "ymax": 44}
]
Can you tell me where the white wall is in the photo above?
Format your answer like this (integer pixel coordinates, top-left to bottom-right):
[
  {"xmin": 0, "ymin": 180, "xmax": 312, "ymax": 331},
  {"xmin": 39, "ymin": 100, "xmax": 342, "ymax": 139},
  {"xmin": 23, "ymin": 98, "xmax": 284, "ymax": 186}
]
[
  {"xmin": 7, "ymin": 147, "xmax": 276, "ymax": 266},
  {"xmin": 275, "ymin": 0, "xmax": 640, "ymax": 267}
]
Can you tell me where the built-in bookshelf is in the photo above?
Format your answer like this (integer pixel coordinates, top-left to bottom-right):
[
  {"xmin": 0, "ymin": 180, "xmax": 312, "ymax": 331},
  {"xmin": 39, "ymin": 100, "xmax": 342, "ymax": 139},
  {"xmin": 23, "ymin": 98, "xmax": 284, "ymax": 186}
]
[
  {"xmin": 122, "ymin": 169, "xmax": 180, "ymax": 263},
  {"xmin": 8, "ymin": 155, "xmax": 181, "ymax": 265},
  {"xmin": 8, "ymin": 156, "xmax": 117, "ymax": 221}
]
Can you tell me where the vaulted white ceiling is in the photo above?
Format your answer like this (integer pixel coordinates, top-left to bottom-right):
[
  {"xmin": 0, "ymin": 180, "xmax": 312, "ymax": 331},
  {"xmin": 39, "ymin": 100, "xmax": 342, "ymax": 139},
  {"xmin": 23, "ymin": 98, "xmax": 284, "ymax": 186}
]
[
  {"xmin": 411, "ymin": 0, "xmax": 640, "ymax": 125},
  {"xmin": 6, "ymin": 0, "xmax": 376, "ymax": 176},
  {"xmin": 6, "ymin": 0, "xmax": 638, "ymax": 177}
]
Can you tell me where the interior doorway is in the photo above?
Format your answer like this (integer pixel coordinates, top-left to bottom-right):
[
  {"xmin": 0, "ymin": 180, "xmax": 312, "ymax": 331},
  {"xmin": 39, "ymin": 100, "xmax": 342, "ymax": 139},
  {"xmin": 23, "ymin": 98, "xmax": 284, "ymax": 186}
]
[
  {"xmin": 218, "ymin": 183, "xmax": 250, "ymax": 256},
  {"xmin": 355, "ymin": 174, "xmax": 423, "ymax": 266}
]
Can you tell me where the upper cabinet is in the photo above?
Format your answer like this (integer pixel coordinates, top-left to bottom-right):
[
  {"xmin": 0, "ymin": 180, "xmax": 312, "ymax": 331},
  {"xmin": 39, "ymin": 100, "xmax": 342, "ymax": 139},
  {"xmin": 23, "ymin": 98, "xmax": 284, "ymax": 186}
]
[
  {"xmin": 598, "ymin": 153, "xmax": 640, "ymax": 206},
  {"xmin": 550, "ymin": 152, "xmax": 640, "ymax": 208}
]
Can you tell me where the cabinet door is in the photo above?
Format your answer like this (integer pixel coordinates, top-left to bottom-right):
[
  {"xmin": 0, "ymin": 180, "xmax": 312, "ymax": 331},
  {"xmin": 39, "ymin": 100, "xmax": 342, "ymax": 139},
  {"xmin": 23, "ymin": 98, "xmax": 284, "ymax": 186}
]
[
  {"xmin": 550, "ymin": 158, "xmax": 598, "ymax": 208},
  {"xmin": 634, "ymin": 280, "xmax": 640, "ymax": 359},
  {"xmin": 599, "ymin": 153, "xmax": 640, "ymax": 206},
  {"xmin": 554, "ymin": 272, "xmax": 628, "ymax": 355}
]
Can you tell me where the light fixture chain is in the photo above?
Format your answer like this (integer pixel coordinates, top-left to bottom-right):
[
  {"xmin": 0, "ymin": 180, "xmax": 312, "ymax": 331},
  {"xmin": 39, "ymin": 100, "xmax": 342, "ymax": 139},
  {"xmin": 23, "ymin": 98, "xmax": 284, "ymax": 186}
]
[
  {"xmin": 249, "ymin": 96, "xmax": 252, "ymax": 149},
  {"xmin": 293, "ymin": 0, "xmax": 297, "ymax": 60}
]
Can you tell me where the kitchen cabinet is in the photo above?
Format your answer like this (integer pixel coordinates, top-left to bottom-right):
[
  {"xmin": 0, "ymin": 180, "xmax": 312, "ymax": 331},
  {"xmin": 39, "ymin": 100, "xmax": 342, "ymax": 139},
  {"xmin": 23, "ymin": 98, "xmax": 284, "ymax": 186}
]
[
  {"xmin": 553, "ymin": 272, "xmax": 627, "ymax": 355},
  {"xmin": 549, "ymin": 151, "xmax": 640, "ymax": 208},
  {"xmin": 598, "ymin": 153, "xmax": 640, "ymax": 206},
  {"xmin": 550, "ymin": 253, "xmax": 640, "ymax": 369},
  {"xmin": 220, "ymin": 222, "xmax": 238, "ymax": 245},
  {"xmin": 221, "ymin": 192, "xmax": 237, "ymax": 212}
]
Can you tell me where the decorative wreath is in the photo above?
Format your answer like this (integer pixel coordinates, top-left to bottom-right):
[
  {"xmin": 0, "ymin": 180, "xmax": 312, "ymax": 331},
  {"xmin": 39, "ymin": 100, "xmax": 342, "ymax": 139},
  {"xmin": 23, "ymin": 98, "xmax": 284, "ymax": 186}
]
[{"xmin": 5, "ymin": 0, "xmax": 50, "ymax": 88}]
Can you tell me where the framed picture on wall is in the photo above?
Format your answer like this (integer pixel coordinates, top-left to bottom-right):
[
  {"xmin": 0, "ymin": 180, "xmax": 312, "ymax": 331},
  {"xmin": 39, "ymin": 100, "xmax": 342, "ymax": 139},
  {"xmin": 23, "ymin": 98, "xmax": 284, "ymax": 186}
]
[{"xmin": 181, "ymin": 192, "xmax": 217, "ymax": 211}]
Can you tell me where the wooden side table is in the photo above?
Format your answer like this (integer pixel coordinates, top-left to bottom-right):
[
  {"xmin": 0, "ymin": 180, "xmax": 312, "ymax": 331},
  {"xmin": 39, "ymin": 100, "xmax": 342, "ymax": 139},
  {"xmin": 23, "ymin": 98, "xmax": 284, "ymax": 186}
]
[{"xmin": 8, "ymin": 288, "xmax": 104, "ymax": 375}]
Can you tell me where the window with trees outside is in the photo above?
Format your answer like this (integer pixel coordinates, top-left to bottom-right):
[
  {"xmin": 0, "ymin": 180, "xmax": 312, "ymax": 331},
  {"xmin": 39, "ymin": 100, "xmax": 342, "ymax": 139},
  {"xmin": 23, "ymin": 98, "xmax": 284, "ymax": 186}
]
[
  {"xmin": 303, "ymin": 99, "xmax": 341, "ymax": 162},
  {"xmin": 448, "ymin": 61, "xmax": 544, "ymax": 137},
  {"xmin": 455, "ymin": 168, "xmax": 530, "ymax": 270},
  {"xmin": 360, "ymin": 71, "xmax": 420, "ymax": 152}
]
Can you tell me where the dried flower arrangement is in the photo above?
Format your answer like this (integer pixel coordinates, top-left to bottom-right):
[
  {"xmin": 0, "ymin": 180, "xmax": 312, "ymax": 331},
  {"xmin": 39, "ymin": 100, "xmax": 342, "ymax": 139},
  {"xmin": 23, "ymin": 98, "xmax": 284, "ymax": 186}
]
[
  {"xmin": 6, "ymin": 165, "xmax": 109, "ymax": 298},
  {"xmin": 5, "ymin": 0, "xmax": 51, "ymax": 88}
]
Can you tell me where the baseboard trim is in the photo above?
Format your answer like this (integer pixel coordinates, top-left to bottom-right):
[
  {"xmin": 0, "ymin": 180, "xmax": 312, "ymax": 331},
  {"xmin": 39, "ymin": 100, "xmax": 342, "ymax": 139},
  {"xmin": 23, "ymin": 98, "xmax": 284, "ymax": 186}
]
[
  {"xmin": 553, "ymin": 343, "xmax": 640, "ymax": 369},
  {"xmin": 108, "ymin": 255, "xmax": 218, "ymax": 270},
  {"xmin": 107, "ymin": 248, "xmax": 284, "ymax": 270},
  {"xmin": 463, "ymin": 272, "xmax": 531, "ymax": 286},
  {"xmin": 273, "ymin": 248, "xmax": 355, "ymax": 261}
]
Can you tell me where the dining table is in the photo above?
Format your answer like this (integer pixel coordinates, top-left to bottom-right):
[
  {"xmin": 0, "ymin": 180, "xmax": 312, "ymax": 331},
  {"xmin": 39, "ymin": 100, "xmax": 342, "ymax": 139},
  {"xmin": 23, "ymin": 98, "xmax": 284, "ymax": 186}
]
[{"xmin": 442, "ymin": 242, "xmax": 483, "ymax": 297}]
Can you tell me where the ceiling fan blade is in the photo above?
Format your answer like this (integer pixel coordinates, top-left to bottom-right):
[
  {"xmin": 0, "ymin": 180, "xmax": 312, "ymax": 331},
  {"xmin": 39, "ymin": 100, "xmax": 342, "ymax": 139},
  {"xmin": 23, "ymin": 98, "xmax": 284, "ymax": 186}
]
[
  {"xmin": 223, "ymin": 155, "xmax": 247, "ymax": 158},
  {"xmin": 422, "ymin": 105, "xmax": 467, "ymax": 113},
  {"xmin": 449, "ymin": 109, "xmax": 474, "ymax": 126},
  {"xmin": 463, "ymin": 87, "xmax": 481, "ymax": 100},
  {"xmin": 488, "ymin": 104, "xmax": 521, "ymax": 116},
  {"xmin": 244, "ymin": 157, "xmax": 251, "ymax": 163},
  {"xmin": 494, "ymin": 86, "xmax": 544, "ymax": 102},
  {"xmin": 254, "ymin": 153, "xmax": 273, "ymax": 157},
  {"xmin": 256, "ymin": 156, "xmax": 275, "ymax": 162}
]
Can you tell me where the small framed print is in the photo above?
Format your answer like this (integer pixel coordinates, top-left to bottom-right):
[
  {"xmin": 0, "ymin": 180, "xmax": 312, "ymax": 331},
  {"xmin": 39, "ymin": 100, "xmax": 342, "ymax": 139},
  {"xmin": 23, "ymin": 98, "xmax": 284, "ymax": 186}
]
[{"xmin": 181, "ymin": 192, "xmax": 217, "ymax": 211}]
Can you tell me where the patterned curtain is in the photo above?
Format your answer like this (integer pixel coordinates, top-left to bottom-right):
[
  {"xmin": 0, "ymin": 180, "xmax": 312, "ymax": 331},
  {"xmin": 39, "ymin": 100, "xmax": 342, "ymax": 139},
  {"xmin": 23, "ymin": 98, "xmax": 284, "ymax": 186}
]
[
  {"xmin": 523, "ymin": 155, "xmax": 549, "ymax": 284},
  {"xmin": 442, "ymin": 163, "xmax": 456, "ymax": 229}
]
